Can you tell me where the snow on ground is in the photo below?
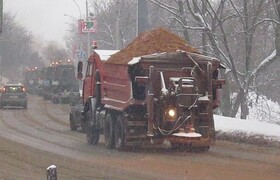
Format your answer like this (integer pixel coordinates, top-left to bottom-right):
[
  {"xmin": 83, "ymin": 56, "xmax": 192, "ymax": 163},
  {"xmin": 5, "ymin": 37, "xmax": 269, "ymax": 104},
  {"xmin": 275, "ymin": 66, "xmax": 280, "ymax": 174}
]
[
  {"xmin": 214, "ymin": 115, "xmax": 280, "ymax": 140},
  {"xmin": 247, "ymin": 92, "xmax": 280, "ymax": 124},
  {"xmin": 215, "ymin": 93, "xmax": 280, "ymax": 141}
]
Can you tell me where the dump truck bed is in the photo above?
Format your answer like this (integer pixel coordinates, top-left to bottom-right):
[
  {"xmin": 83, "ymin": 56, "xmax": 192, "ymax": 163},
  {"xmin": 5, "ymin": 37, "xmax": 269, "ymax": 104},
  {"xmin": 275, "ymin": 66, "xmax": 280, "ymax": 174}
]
[{"xmin": 99, "ymin": 51, "xmax": 223, "ymax": 111}]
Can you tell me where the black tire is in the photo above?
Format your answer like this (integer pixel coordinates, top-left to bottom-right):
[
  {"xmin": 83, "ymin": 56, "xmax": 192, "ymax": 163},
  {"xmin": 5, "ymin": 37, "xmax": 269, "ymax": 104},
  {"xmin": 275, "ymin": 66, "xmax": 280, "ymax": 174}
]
[
  {"xmin": 115, "ymin": 115, "xmax": 126, "ymax": 151},
  {"xmin": 104, "ymin": 113, "xmax": 115, "ymax": 149},
  {"xmin": 170, "ymin": 142, "xmax": 180, "ymax": 149},
  {"xmin": 170, "ymin": 142, "xmax": 190, "ymax": 150},
  {"xmin": 196, "ymin": 146, "xmax": 210, "ymax": 152},
  {"xmin": 23, "ymin": 102, "xmax": 27, "ymax": 109},
  {"xmin": 69, "ymin": 114, "xmax": 77, "ymax": 131},
  {"xmin": 151, "ymin": 138, "xmax": 164, "ymax": 145},
  {"xmin": 85, "ymin": 98, "xmax": 100, "ymax": 145}
]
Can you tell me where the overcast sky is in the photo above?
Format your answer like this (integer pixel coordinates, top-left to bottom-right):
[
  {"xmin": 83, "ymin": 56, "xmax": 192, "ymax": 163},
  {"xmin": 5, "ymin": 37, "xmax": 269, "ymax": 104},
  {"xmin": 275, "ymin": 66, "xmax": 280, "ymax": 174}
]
[{"xmin": 4, "ymin": 0, "xmax": 87, "ymax": 46}]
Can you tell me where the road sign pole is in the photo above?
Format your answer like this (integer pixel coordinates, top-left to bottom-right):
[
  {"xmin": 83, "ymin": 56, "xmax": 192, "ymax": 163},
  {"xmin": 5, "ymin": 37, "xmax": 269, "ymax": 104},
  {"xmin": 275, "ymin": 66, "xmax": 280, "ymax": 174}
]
[
  {"xmin": 86, "ymin": 0, "xmax": 90, "ymax": 59},
  {"xmin": 0, "ymin": 0, "xmax": 3, "ymax": 33}
]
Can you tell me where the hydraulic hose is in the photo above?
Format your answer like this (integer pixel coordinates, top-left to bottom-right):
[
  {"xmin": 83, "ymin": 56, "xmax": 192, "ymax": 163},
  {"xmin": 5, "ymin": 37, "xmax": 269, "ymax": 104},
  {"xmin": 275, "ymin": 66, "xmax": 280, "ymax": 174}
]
[{"xmin": 158, "ymin": 115, "xmax": 191, "ymax": 136}]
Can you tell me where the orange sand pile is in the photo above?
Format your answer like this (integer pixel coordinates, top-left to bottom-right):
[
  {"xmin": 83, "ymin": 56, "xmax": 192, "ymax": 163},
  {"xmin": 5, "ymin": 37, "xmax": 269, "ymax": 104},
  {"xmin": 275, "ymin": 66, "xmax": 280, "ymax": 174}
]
[{"xmin": 106, "ymin": 27, "xmax": 199, "ymax": 64}]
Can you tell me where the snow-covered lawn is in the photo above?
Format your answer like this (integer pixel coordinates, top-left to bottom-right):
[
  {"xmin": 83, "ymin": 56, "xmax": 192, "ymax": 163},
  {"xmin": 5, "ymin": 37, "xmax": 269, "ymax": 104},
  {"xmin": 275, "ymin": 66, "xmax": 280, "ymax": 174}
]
[
  {"xmin": 214, "ymin": 93, "xmax": 280, "ymax": 142},
  {"xmin": 214, "ymin": 115, "xmax": 280, "ymax": 141}
]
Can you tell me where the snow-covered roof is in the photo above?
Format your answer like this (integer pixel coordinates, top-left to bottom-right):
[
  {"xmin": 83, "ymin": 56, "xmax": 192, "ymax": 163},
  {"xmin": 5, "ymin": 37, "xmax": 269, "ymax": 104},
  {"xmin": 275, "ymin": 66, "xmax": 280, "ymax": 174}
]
[
  {"xmin": 128, "ymin": 57, "xmax": 141, "ymax": 65},
  {"xmin": 94, "ymin": 50, "xmax": 119, "ymax": 61}
]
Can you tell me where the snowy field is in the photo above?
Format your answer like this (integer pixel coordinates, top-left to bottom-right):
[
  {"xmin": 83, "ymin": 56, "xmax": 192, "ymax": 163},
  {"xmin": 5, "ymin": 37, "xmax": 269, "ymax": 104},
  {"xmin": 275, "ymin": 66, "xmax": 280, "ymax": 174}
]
[
  {"xmin": 215, "ymin": 94, "xmax": 280, "ymax": 142},
  {"xmin": 215, "ymin": 115, "xmax": 280, "ymax": 141}
]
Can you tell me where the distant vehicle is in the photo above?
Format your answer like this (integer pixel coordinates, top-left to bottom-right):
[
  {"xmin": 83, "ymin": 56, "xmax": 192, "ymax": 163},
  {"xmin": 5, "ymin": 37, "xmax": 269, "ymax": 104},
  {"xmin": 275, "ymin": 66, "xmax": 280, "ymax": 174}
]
[
  {"xmin": 0, "ymin": 84, "xmax": 28, "ymax": 109},
  {"xmin": 23, "ymin": 67, "xmax": 40, "ymax": 95},
  {"xmin": 39, "ymin": 61, "xmax": 79, "ymax": 103}
]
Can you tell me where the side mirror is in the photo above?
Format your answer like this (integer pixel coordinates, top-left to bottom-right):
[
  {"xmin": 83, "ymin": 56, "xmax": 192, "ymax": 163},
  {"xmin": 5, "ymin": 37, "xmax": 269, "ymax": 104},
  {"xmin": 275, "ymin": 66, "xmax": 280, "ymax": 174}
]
[{"xmin": 77, "ymin": 61, "xmax": 83, "ymax": 80}]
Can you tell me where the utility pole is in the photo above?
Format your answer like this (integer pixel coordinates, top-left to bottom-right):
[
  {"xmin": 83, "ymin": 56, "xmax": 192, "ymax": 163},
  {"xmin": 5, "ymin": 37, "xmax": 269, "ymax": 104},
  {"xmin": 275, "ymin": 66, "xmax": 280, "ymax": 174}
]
[
  {"xmin": 86, "ymin": 0, "xmax": 90, "ymax": 58},
  {"xmin": 116, "ymin": 1, "xmax": 121, "ymax": 49},
  {"xmin": 0, "ymin": 55, "xmax": 2, "ymax": 82},
  {"xmin": 72, "ymin": 0, "xmax": 81, "ymax": 19},
  {"xmin": 137, "ymin": 0, "xmax": 149, "ymax": 35},
  {"xmin": 0, "ymin": 0, "xmax": 3, "ymax": 33},
  {"xmin": 0, "ymin": 0, "xmax": 2, "ymax": 81}
]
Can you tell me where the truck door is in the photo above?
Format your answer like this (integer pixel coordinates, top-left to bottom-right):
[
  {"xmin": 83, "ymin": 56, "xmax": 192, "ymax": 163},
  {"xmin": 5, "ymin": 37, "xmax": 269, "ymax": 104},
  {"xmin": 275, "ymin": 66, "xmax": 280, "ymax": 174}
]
[{"xmin": 83, "ymin": 61, "xmax": 95, "ymax": 102}]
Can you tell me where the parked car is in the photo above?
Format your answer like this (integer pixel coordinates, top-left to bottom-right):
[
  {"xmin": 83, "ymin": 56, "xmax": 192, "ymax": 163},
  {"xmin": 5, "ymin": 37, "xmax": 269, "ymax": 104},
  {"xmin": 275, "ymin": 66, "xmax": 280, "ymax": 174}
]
[{"xmin": 0, "ymin": 84, "xmax": 28, "ymax": 109}]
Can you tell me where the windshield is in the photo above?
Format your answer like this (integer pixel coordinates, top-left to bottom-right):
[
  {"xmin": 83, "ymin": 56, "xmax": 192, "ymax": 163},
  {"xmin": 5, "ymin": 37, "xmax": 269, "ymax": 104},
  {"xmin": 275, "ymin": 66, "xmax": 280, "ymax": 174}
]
[
  {"xmin": 56, "ymin": 65, "xmax": 75, "ymax": 80},
  {"xmin": 4, "ymin": 86, "xmax": 24, "ymax": 93}
]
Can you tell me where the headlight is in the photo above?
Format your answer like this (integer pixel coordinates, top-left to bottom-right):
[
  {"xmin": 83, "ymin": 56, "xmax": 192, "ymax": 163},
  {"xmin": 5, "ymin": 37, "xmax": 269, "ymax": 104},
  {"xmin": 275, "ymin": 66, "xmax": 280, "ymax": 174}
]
[
  {"xmin": 168, "ymin": 109, "xmax": 176, "ymax": 117},
  {"xmin": 165, "ymin": 108, "xmax": 177, "ymax": 120}
]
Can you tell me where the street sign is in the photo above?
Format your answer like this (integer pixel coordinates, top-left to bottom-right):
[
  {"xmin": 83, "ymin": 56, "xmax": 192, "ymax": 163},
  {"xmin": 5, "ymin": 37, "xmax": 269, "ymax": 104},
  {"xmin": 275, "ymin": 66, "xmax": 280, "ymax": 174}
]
[
  {"xmin": 78, "ymin": 19, "xmax": 97, "ymax": 33},
  {"xmin": 75, "ymin": 49, "xmax": 86, "ymax": 59}
]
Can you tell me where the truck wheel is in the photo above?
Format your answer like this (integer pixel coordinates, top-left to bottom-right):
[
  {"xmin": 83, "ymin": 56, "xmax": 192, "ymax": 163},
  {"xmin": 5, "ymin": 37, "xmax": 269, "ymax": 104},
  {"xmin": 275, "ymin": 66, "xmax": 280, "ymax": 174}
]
[
  {"xmin": 196, "ymin": 146, "xmax": 210, "ymax": 152},
  {"xmin": 115, "ymin": 115, "xmax": 126, "ymax": 151},
  {"xmin": 170, "ymin": 142, "xmax": 188, "ymax": 150},
  {"xmin": 80, "ymin": 117, "xmax": 86, "ymax": 133},
  {"xmin": 85, "ymin": 98, "xmax": 100, "ymax": 145},
  {"xmin": 151, "ymin": 138, "xmax": 164, "ymax": 145},
  {"xmin": 104, "ymin": 113, "xmax": 115, "ymax": 149},
  {"xmin": 69, "ymin": 114, "xmax": 77, "ymax": 131}
]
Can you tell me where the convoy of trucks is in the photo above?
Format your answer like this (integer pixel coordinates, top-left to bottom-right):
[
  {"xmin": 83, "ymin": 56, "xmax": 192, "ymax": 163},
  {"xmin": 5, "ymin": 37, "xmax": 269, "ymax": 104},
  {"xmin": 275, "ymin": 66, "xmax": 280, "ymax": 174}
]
[
  {"xmin": 24, "ymin": 60, "xmax": 79, "ymax": 104},
  {"xmin": 74, "ymin": 28, "xmax": 225, "ymax": 151}
]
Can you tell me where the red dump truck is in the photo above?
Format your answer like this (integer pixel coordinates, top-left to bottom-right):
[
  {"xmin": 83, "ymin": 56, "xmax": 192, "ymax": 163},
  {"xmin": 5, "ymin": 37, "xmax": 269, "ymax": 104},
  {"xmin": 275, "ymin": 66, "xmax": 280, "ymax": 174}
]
[{"xmin": 77, "ymin": 48, "xmax": 225, "ymax": 151}]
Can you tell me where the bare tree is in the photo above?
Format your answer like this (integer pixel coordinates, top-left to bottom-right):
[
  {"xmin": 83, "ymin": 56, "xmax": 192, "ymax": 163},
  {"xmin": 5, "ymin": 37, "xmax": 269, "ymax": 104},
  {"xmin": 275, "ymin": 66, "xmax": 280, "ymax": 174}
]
[
  {"xmin": 64, "ymin": 0, "xmax": 280, "ymax": 119},
  {"xmin": 0, "ymin": 13, "xmax": 43, "ymax": 79},
  {"xmin": 148, "ymin": 0, "xmax": 280, "ymax": 119},
  {"xmin": 80, "ymin": 0, "xmax": 137, "ymax": 50},
  {"xmin": 41, "ymin": 42, "xmax": 68, "ymax": 63}
]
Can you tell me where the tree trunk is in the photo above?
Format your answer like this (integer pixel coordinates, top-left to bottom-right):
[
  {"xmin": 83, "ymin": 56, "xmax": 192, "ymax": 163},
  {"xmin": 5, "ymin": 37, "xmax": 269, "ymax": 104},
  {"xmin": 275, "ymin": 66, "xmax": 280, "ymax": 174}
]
[
  {"xmin": 240, "ymin": 92, "xmax": 248, "ymax": 119},
  {"xmin": 275, "ymin": 0, "xmax": 280, "ymax": 55},
  {"xmin": 230, "ymin": 88, "xmax": 245, "ymax": 118},
  {"xmin": 220, "ymin": 72, "xmax": 231, "ymax": 116},
  {"xmin": 178, "ymin": 0, "xmax": 190, "ymax": 42}
]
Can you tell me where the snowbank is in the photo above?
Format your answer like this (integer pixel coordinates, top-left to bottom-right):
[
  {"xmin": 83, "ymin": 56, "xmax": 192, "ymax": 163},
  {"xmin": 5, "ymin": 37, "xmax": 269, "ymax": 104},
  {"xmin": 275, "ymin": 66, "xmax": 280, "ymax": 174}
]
[{"xmin": 214, "ymin": 115, "xmax": 280, "ymax": 141}]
